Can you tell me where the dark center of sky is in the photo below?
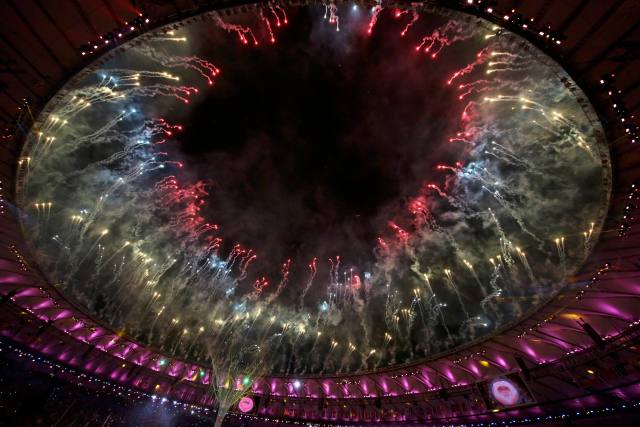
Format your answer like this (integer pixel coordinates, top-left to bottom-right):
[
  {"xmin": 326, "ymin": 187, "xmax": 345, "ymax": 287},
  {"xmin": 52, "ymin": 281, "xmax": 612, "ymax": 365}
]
[{"xmin": 173, "ymin": 9, "xmax": 463, "ymax": 284}]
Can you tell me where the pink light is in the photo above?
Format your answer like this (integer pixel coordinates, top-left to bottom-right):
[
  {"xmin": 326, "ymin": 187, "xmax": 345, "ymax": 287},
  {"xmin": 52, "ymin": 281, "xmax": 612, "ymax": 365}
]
[{"xmin": 495, "ymin": 355, "xmax": 508, "ymax": 368}]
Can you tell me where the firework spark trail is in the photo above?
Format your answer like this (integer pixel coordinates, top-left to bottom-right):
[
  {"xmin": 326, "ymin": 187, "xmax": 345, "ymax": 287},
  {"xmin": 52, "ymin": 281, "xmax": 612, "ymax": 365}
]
[
  {"xmin": 102, "ymin": 69, "xmax": 183, "ymax": 83},
  {"xmin": 395, "ymin": 8, "xmax": 419, "ymax": 37},
  {"xmin": 134, "ymin": 44, "xmax": 220, "ymax": 85},
  {"xmin": 486, "ymin": 141, "xmax": 536, "ymax": 170},
  {"xmin": 17, "ymin": 4, "xmax": 608, "ymax": 374},
  {"xmin": 91, "ymin": 251, "xmax": 128, "ymax": 301},
  {"xmin": 124, "ymin": 84, "xmax": 199, "ymax": 104},
  {"xmin": 402, "ymin": 306, "xmax": 416, "ymax": 341},
  {"xmin": 457, "ymin": 79, "xmax": 495, "ymax": 100},
  {"xmin": 147, "ymin": 304, "xmax": 166, "ymax": 339},
  {"xmin": 530, "ymin": 117, "xmax": 563, "ymax": 136},
  {"xmin": 73, "ymin": 174, "xmax": 134, "ymax": 243},
  {"xmin": 45, "ymin": 70, "xmax": 195, "ymax": 117},
  {"xmin": 307, "ymin": 328, "xmax": 323, "ymax": 360},
  {"xmin": 485, "ymin": 60, "xmax": 534, "ymax": 75},
  {"xmin": 550, "ymin": 110, "xmax": 580, "ymax": 128},
  {"xmin": 264, "ymin": 258, "xmax": 291, "ymax": 304},
  {"xmin": 406, "ymin": 190, "xmax": 466, "ymax": 264},
  {"xmin": 555, "ymin": 236, "xmax": 566, "ymax": 264},
  {"xmin": 486, "ymin": 96, "xmax": 575, "ymax": 139},
  {"xmin": 425, "ymin": 183, "xmax": 448, "ymax": 198},
  {"xmin": 186, "ymin": 326, "xmax": 206, "ymax": 355},
  {"xmin": 583, "ymin": 222, "xmax": 595, "ymax": 253},
  {"xmin": 367, "ymin": 2, "xmax": 384, "ymax": 35},
  {"xmin": 249, "ymin": 276, "xmax": 269, "ymax": 299},
  {"xmin": 486, "ymin": 50, "xmax": 533, "ymax": 65},
  {"xmin": 270, "ymin": 3, "xmax": 288, "ymax": 25},
  {"xmin": 212, "ymin": 14, "xmax": 258, "ymax": 45},
  {"xmin": 447, "ymin": 47, "xmax": 491, "ymax": 85},
  {"xmin": 32, "ymin": 111, "xmax": 129, "ymax": 163},
  {"xmin": 43, "ymin": 201, "xmax": 52, "ymax": 224},
  {"xmin": 411, "ymin": 291, "xmax": 428, "ymax": 332},
  {"xmin": 435, "ymin": 162, "xmax": 462, "ymax": 174},
  {"xmin": 407, "ymin": 195, "xmax": 433, "ymax": 229},
  {"xmin": 357, "ymin": 306, "xmax": 371, "ymax": 369},
  {"xmin": 425, "ymin": 183, "xmax": 465, "ymax": 211},
  {"xmin": 326, "ymin": 257, "xmax": 344, "ymax": 306},
  {"xmin": 42, "ymin": 102, "xmax": 242, "ymax": 352},
  {"xmin": 299, "ymin": 257, "xmax": 318, "ymax": 309},
  {"xmin": 487, "ymin": 208, "xmax": 516, "ymax": 269},
  {"xmin": 268, "ymin": 5, "xmax": 282, "ymax": 28},
  {"xmin": 260, "ymin": 9, "xmax": 276, "ymax": 43},
  {"xmin": 320, "ymin": 338, "xmax": 340, "ymax": 372},
  {"xmin": 514, "ymin": 246, "xmax": 536, "ymax": 283},
  {"xmin": 110, "ymin": 267, "xmax": 150, "ymax": 318},
  {"xmin": 255, "ymin": 3, "xmax": 289, "ymax": 45},
  {"xmin": 486, "ymin": 256, "xmax": 502, "ymax": 285},
  {"xmin": 338, "ymin": 341, "xmax": 357, "ymax": 372},
  {"xmin": 488, "ymin": 189, "xmax": 546, "ymax": 249},
  {"xmin": 93, "ymin": 241, "xmax": 131, "ymax": 278},
  {"xmin": 324, "ymin": 2, "xmax": 340, "ymax": 32},
  {"xmin": 473, "ymin": 168, "xmax": 534, "ymax": 213},
  {"xmin": 92, "ymin": 243, "xmax": 104, "ymax": 274},
  {"xmin": 432, "ymin": 296, "xmax": 453, "ymax": 343},
  {"xmin": 572, "ymin": 132, "xmax": 598, "ymax": 161},
  {"xmin": 460, "ymin": 163, "xmax": 500, "ymax": 191},
  {"xmin": 448, "ymin": 132, "xmax": 474, "ymax": 145},
  {"xmin": 358, "ymin": 347, "xmax": 377, "ymax": 371},
  {"xmin": 384, "ymin": 287, "xmax": 401, "ymax": 332},
  {"xmin": 443, "ymin": 268, "xmax": 470, "ymax": 320},
  {"xmin": 62, "ymin": 228, "xmax": 110, "ymax": 286},
  {"xmin": 328, "ymin": 257, "xmax": 336, "ymax": 285},
  {"xmin": 481, "ymin": 286, "xmax": 504, "ymax": 323},
  {"xmin": 140, "ymin": 288, "xmax": 162, "ymax": 318},
  {"xmin": 237, "ymin": 250, "xmax": 256, "ymax": 280},
  {"xmin": 546, "ymin": 112, "xmax": 598, "ymax": 160},
  {"xmin": 46, "ymin": 89, "xmax": 116, "ymax": 118},
  {"xmin": 225, "ymin": 245, "xmax": 244, "ymax": 271},
  {"xmin": 416, "ymin": 20, "xmax": 477, "ymax": 58},
  {"xmin": 387, "ymin": 221, "xmax": 409, "ymax": 243},
  {"xmin": 96, "ymin": 122, "xmax": 173, "ymax": 166},
  {"xmin": 53, "ymin": 77, "xmax": 198, "ymax": 109},
  {"xmin": 373, "ymin": 342, "xmax": 390, "ymax": 369},
  {"xmin": 484, "ymin": 95, "xmax": 598, "ymax": 161},
  {"xmin": 155, "ymin": 178, "xmax": 219, "ymax": 240},
  {"xmin": 459, "ymin": 100, "xmax": 480, "ymax": 123}
]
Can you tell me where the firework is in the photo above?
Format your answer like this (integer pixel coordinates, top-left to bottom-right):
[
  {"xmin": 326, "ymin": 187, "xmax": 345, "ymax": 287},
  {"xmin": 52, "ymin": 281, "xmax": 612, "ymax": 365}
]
[{"xmin": 19, "ymin": 2, "xmax": 609, "ymax": 393}]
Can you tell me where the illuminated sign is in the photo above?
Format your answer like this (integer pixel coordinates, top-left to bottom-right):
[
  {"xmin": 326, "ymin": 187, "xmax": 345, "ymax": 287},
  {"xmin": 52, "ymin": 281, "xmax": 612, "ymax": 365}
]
[
  {"xmin": 238, "ymin": 396, "xmax": 254, "ymax": 413},
  {"xmin": 480, "ymin": 374, "xmax": 535, "ymax": 409}
]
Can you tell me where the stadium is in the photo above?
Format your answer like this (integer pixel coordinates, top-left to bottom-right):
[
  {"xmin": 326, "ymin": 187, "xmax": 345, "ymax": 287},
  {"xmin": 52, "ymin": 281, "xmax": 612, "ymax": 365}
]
[{"xmin": 0, "ymin": 1, "xmax": 639, "ymax": 426}]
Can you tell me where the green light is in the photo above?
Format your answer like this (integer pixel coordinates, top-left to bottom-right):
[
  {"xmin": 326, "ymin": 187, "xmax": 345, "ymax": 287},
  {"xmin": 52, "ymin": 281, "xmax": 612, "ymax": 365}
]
[{"xmin": 242, "ymin": 376, "xmax": 250, "ymax": 385}]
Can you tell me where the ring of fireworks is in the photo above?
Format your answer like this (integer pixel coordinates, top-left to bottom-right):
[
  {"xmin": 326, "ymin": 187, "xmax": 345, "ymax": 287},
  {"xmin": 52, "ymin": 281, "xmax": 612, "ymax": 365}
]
[{"xmin": 17, "ymin": 4, "xmax": 610, "ymax": 411}]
